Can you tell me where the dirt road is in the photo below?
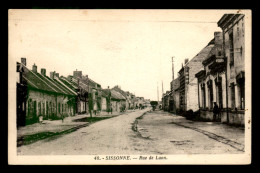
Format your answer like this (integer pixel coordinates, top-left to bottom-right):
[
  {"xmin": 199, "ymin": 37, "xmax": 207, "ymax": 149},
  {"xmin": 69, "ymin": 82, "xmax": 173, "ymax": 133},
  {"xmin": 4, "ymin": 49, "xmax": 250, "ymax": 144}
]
[{"xmin": 17, "ymin": 109, "xmax": 244, "ymax": 155}]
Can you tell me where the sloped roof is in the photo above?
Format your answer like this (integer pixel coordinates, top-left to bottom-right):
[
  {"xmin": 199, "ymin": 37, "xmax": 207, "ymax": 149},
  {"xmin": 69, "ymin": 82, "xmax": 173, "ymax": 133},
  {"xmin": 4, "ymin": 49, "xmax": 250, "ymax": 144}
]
[
  {"xmin": 81, "ymin": 75, "xmax": 101, "ymax": 88},
  {"xmin": 65, "ymin": 75, "xmax": 101, "ymax": 93},
  {"xmin": 18, "ymin": 63, "xmax": 76, "ymax": 96},
  {"xmin": 102, "ymin": 89, "xmax": 120, "ymax": 100},
  {"xmin": 111, "ymin": 90, "xmax": 126, "ymax": 100},
  {"xmin": 112, "ymin": 86, "xmax": 129, "ymax": 98},
  {"xmin": 59, "ymin": 76, "xmax": 78, "ymax": 91},
  {"xmin": 70, "ymin": 77, "xmax": 89, "ymax": 91},
  {"xmin": 185, "ymin": 44, "xmax": 214, "ymax": 68},
  {"xmin": 52, "ymin": 77, "xmax": 78, "ymax": 95},
  {"xmin": 101, "ymin": 89, "xmax": 109, "ymax": 97}
]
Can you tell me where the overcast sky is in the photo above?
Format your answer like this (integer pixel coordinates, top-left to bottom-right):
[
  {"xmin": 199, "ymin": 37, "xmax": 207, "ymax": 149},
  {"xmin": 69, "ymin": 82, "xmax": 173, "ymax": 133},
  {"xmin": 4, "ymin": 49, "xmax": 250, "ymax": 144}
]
[{"xmin": 9, "ymin": 9, "xmax": 239, "ymax": 101}]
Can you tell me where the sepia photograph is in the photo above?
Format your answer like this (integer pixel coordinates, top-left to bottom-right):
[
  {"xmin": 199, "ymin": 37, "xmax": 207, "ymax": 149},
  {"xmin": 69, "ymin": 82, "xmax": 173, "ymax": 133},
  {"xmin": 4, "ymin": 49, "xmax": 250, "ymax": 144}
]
[{"xmin": 8, "ymin": 9, "xmax": 251, "ymax": 165}]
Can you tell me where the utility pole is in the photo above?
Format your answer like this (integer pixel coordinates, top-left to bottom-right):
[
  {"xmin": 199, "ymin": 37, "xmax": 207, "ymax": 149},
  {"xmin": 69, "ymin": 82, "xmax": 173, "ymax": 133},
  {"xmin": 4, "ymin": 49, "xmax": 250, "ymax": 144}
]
[
  {"xmin": 162, "ymin": 81, "xmax": 164, "ymax": 97},
  {"xmin": 172, "ymin": 56, "xmax": 176, "ymax": 114},
  {"xmin": 172, "ymin": 56, "xmax": 175, "ymax": 81}
]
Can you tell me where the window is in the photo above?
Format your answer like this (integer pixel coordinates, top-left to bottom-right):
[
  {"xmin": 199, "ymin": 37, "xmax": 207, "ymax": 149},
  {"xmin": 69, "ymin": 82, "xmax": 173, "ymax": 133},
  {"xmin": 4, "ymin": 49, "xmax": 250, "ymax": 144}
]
[
  {"xmin": 53, "ymin": 103, "xmax": 55, "ymax": 114},
  {"xmin": 229, "ymin": 32, "xmax": 234, "ymax": 66},
  {"xmin": 33, "ymin": 101, "xmax": 37, "ymax": 117},
  {"xmin": 216, "ymin": 78, "xmax": 223, "ymax": 109},
  {"xmin": 50, "ymin": 102, "xmax": 52, "ymax": 114},
  {"xmin": 58, "ymin": 103, "xmax": 60, "ymax": 113},
  {"xmin": 28, "ymin": 99, "xmax": 33, "ymax": 116},
  {"xmin": 240, "ymin": 84, "xmax": 245, "ymax": 110},
  {"xmin": 42, "ymin": 102, "xmax": 45, "ymax": 116},
  {"xmin": 209, "ymin": 86, "xmax": 213, "ymax": 109},
  {"xmin": 230, "ymin": 83, "xmax": 236, "ymax": 109},
  {"xmin": 238, "ymin": 78, "xmax": 245, "ymax": 110},
  {"xmin": 201, "ymin": 84, "xmax": 206, "ymax": 108},
  {"xmin": 46, "ymin": 101, "xmax": 49, "ymax": 117},
  {"xmin": 38, "ymin": 102, "xmax": 41, "ymax": 116}
]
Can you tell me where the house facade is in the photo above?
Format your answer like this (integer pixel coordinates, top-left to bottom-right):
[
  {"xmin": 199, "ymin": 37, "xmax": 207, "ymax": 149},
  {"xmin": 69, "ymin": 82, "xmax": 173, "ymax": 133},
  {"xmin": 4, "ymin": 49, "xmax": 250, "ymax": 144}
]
[
  {"xmin": 171, "ymin": 76, "xmax": 180, "ymax": 113},
  {"xmin": 216, "ymin": 14, "xmax": 245, "ymax": 125},
  {"xmin": 178, "ymin": 39, "xmax": 216, "ymax": 112},
  {"xmin": 16, "ymin": 58, "xmax": 77, "ymax": 126},
  {"xmin": 162, "ymin": 91, "xmax": 171, "ymax": 111},
  {"xmin": 195, "ymin": 32, "xmax": 227, "ymax": 120},
  {"xmin": 110, "ymin": 89, "xmax": 126, "ymax": 112}
]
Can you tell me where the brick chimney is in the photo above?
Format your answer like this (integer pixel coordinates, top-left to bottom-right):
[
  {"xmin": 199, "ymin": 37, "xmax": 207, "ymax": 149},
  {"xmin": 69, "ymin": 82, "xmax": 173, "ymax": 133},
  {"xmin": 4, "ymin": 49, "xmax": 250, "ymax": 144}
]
[
  {"xmin": 41, "ymin": 68, "xmax": 46, "ymax": 76},
  {"xmin": 214, "ymin": 32, "xmax": 223, "ymax": 56},
  {"xmin": 73, "ymin": 69, "xmax": 82, "ymax": 79},
  {"xmin": 184, "ymin": 58, "xmax": 189, "ymax": 65},
  {"xmin": 21, "ymin": 57, "xmax": 26, "ymax": 66},
  {"xmin": 214, "ymin": 32, "xmax": 222, "ymax": 45},
  {"xmin": 55, "ymin": 73, "xmax": 59, "ymax": 78},
  {"xmin": 50, "ymin": 71, "xmax": 55, "ymax": 79},
  {"xmin": 32, "ymin": 63, "xmax": 37, "ymax": 73}
]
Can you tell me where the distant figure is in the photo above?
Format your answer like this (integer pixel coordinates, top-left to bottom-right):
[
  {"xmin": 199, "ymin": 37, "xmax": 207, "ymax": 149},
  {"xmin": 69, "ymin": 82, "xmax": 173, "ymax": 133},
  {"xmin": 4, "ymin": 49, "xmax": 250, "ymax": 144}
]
[
  {"xmin": 218, "ymin": 104, "xmax": 222, "ymax": 120},
  {"xmin": 39, "ymin": 115, "xmax": 43, "ymax": 124},
  {"xmin": 61, "ymin": 114, "xmax": 64, "ymax": 123},
  {"xmin": 93, "ymin": 103, "xmax": 97, "ymax": 115},
  {"xmin": 213, "ymin": 102, "xmax": 219, "ymax": 121}
]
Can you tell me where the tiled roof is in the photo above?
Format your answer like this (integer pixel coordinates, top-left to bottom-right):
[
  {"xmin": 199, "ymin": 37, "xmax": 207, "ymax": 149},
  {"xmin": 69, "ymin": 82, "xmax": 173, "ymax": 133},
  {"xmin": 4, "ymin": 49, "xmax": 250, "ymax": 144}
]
[
  {"xmin": 112, "ymin": 87, "xmax": 129, "ymax": 99},
  {"xmin": 66, "ymin": 75, "xmax": 101, "ymax": 92},
  {"xmin": 111, "ymin": 90, "xmax": 126, "ymax": 100},
  {"xmin": 59, "ymin": 76, "xmax": 78, "ymax": 91},
  {"xmin": 52, "ymin": 77, "xmax": 78, "ymax": 95},
  {"xmin": 102, "ymin": 89, "xmax": 122, "ymax": 100},
  {"xmin": 81, "ymin": 76, "xmax": 101, "ymax": 88},
  {"xmin": 70, "ymin": 77, "xmax": 89, "ymax": 91},
  {"xmin": 18, "ymin": 63, "xmax": 76, "ymax": 96},
  {"xmin": 101, "ymin": 89, "xmax": 109, "ymax": 97},
  {"xmin": 185, "ymin": 44, "xmax": 214, "ymax": 68}
]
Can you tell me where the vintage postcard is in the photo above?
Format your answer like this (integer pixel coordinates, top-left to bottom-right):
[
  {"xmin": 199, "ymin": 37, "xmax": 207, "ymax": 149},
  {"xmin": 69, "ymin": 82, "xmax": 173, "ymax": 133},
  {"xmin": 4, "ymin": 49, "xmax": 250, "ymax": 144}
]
[{"xmin": 8, "ymin": 9, "xmax": 251, "ymax": 165}]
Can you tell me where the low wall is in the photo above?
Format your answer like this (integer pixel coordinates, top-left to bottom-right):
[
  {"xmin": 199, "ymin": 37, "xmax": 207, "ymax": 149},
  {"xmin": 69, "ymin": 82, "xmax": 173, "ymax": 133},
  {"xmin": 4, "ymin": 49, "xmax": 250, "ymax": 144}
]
[{"xmin": 199, "ymin": 109, "xmax": 245, "ymax": 126}]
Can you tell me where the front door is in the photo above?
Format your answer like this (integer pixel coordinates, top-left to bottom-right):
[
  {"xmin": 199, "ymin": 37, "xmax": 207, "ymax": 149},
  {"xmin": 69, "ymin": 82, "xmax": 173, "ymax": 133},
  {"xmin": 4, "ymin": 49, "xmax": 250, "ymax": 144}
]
[{"xmin": 33, "ymin": 101, "xmax": 37, "ymax": 119}]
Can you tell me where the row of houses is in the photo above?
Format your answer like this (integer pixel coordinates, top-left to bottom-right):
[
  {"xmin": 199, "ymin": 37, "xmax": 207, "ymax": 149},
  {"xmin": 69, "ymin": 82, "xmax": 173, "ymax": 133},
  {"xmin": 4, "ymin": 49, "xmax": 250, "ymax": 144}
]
[
  {"xmin": 16, "ymin": 59, "xmax": 149, "ymax": 126},
  {"xmin": 162, "ymin": 14, "xmax": 246, "ymax": 126}
]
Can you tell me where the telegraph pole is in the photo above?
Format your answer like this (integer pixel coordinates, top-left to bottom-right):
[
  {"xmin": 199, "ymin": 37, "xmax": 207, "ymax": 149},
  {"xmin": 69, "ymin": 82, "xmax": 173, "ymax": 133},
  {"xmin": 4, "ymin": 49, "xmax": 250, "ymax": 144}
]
[
  {"xmin": 157, "ymin": 82, "xmax": 159, "ymax": 102},
  {"xmin": 162, "ymin": 81, "xmax": 164, "ymax": 97},
  {"xmin": 172, "ymin": 56, "xmax": 176, "ymax": 114},
  {"xmin": 172, "ymin": 56, "xmax": 175, "ymax": 81}
]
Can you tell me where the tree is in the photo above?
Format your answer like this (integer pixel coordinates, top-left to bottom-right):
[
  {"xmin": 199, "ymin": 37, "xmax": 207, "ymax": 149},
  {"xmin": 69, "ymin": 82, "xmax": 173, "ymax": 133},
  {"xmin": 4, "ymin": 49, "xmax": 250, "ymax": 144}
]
[{"xmin": 150, "ymin": 101, "xmax": 158, "ymax": 107}]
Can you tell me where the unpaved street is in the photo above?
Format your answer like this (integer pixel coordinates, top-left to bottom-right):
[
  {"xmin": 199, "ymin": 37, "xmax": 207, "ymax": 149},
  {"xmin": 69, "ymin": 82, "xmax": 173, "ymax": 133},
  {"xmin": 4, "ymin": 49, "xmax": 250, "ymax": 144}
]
[
  {"xmin": 17, "ymin": 109, "xmax": 244, "ymax": 155},
  {"xmin": 133, "ymin": 111, "xmax": 244, "ymax": 154},
  {"xmin": 17, "ymin": 109, "xmax": 149, "ymax": 155}
]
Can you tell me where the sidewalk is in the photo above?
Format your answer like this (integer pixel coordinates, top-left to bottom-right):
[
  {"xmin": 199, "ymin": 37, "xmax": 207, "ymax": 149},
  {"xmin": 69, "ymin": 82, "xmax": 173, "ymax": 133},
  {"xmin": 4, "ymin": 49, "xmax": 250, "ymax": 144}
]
[
  {"xmin": 17, "ymin": 111, "xmax": 127, "ymax": 146},
  {"xmin": 171, "ymin": 115, "xmax": 245, "ymax": 147}
]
